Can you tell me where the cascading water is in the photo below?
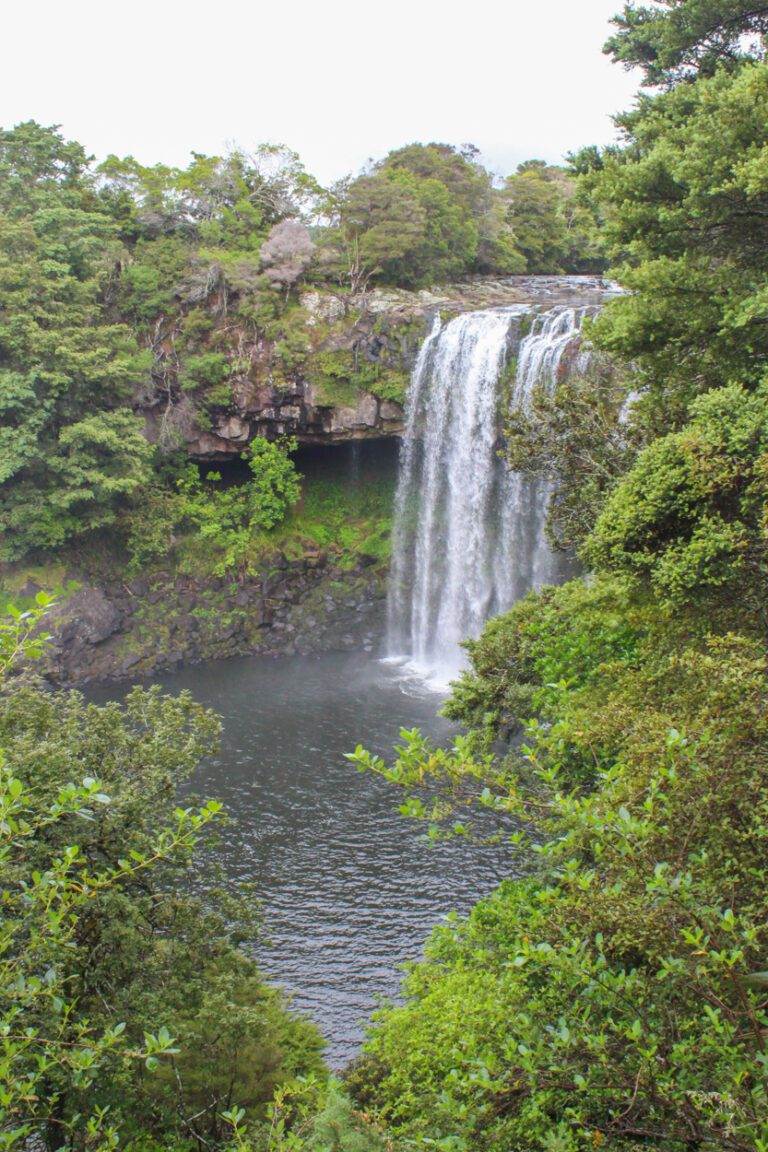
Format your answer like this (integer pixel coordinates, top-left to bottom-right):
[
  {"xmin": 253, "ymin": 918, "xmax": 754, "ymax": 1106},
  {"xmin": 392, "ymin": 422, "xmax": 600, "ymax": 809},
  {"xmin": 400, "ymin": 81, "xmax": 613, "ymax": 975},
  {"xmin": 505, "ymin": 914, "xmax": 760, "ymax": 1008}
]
[{"xmin": 387, "ymin": 303, "xmax": 592, "ymax": 685}]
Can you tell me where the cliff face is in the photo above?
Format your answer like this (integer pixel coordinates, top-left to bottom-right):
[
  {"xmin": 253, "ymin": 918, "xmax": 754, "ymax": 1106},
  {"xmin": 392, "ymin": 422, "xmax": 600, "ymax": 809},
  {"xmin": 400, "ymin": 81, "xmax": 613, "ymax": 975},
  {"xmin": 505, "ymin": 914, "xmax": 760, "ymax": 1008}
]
[
  {"xmin": 39, "ymin": 555, "xmax": 386, "ymax": 686},
  {"xmin": 18, "ymin": 274, "xmax": 617, "ymax": 686},
  {"xmin": 139, "ymin": 276, "xmax": 613, "ymax": 462}
]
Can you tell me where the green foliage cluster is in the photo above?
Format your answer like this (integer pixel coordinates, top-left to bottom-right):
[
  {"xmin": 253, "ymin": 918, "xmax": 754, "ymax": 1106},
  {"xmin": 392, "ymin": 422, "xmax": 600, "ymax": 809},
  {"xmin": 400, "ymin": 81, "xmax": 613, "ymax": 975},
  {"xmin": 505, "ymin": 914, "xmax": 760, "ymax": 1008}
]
[
  {"xmin": 0, "ymin": 122, "xmax": 152, "ymax": 561},
  {"xmin": 502, "ymin": 161, "xmax": 604, "ymax": 276},
  {"xmin": 325, "ymin": 144, "xmax": 603, "ymax": 291},
  {"xmin": 605, "ymin": 0, "xmax": 768, "ymax": 86},
  {"xmin": 350, "ymin": 585, "xmax": 768, "ymax": 1149},
  {"xmin": 271, "ymin": 464, "xmax": 396, "ymax": 569},
  {"xmin": 307, "ymin": 349, "xmax": 408, "ymax": 408},
  {"xmin": 0, "ymin": 600, "xmax": 327, "ymax": 1149},
  {"xmin": 343, "ymin": 7, "xmax": 768, "ymax": 1149},
  {"xmin": 125, "ymin": 438, "xmax": 301, "ymax": 575},
  {"xmin": 583, "ymin": 61, "xmax": 768, "ymax": 430},
  {"xmin": 586, "ymin": 382, "xmax": 768, "ymax": 616}
]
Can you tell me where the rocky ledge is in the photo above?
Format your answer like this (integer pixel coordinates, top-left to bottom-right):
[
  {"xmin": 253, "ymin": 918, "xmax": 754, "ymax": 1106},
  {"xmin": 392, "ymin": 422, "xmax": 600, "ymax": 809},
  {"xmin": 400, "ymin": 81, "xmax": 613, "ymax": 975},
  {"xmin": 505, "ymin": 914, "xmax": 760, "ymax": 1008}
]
[
  {"xmin": 39, "ymin": 556, "xmax": 387, "ymax": 687},
  {"xmin": 140, "ymin": 275, "xmax": 616, "ymax": 462}
]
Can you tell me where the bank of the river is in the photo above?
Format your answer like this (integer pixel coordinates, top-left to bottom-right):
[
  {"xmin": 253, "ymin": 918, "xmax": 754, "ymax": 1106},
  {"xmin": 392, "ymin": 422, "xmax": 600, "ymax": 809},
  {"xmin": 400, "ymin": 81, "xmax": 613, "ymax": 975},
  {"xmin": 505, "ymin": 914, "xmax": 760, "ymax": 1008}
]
[
  {"xmin": 3, "ymin": 440, "xmax": 397, "ymax": 685},
  {"xmin": 35, "ymin": 558, "xmax": 386, "ymax": 685}
]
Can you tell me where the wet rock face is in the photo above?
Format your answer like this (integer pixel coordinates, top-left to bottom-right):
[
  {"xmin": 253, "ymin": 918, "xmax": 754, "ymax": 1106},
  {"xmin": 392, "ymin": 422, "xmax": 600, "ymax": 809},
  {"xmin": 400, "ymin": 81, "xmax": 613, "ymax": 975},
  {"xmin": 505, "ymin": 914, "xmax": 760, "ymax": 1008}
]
[
  {"xmin": 46, "ymin": 588, "xmax": 123, "ymax": 654},
  {"xmin": 139, "ymin": 276, "xmax": 616, "ymax": 463},
  {"xmin": 40, "ymin": 560, "xmax": 388, "ymax": 687},
  {"xmin": 172, "ymin": 389, "xmax": 406, "ymax": 459}
]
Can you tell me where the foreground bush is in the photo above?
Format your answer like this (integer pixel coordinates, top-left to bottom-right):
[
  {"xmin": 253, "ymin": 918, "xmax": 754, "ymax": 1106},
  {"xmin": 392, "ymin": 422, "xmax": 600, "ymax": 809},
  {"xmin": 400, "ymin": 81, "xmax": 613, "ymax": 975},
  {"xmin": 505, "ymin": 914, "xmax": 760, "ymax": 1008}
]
[
  {"xmin": 349, "ymin": 585, "xmax": 768, "ymax": 1150},
  {"xmin": 0, "ymin": 603, "xmax": 325, "ymax": 1149}
]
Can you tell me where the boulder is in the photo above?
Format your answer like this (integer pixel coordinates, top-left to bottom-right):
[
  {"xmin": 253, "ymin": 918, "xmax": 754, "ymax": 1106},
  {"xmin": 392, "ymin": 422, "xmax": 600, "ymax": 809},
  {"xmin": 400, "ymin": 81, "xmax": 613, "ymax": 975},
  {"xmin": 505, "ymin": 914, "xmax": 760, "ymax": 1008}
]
[
  {"xmin": 330, "ymin": 406, "xmax": 357, "ymax": 433},
  {"xmin": 379, "ymin": 399, "xmax": 404, "ymax": 421},
  {"xmin": 188, "ymin": 431, "xmax": 238, "ymax": 459},
  {"xmin": 354, "ymin": 393, "xmax": 378, "ymax": 427},
  {"xmin": 215, "ymin": 414, "xmax": 250, "ymax": 442},
  {"xmin": 299, "ymin": 290, "xmax": 347, "ymax": 325},
  {"xmin": 232, "ymin": 378, "xmax": 273, "ymax": 413},
  {"xmin": 47, "ymin": 586, "xmax": 123, "ymax": 651}
]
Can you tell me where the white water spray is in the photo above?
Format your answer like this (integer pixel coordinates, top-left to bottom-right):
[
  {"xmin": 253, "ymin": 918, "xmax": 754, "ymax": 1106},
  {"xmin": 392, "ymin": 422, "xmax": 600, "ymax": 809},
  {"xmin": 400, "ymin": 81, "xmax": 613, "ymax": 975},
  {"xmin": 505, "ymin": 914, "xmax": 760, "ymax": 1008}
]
[{"xmin": 386, "ymin": 303, "xmax": 592, "ymax": 685}]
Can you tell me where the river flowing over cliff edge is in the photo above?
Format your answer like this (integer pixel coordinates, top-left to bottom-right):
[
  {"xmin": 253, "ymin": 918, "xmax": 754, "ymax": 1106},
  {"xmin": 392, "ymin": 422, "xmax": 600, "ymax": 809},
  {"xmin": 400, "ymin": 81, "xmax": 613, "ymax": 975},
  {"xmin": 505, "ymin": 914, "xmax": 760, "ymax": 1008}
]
[
  {"xmin": 30, "ymin": 277, "xmax": 616, "ymax": 687},
  {"xmin": 386, "ymin": 281, "xmax": 614, "ymax": 684}
]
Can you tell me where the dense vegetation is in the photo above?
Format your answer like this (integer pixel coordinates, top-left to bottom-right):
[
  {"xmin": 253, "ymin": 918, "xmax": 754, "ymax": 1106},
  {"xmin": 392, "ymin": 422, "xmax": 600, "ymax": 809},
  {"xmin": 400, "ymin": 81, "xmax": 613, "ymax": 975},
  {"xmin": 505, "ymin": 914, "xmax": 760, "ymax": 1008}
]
[
  {"xmin": 340, "ymin": 2, "xmax": 768, "ymax": 1149},
  {"xmin": 0, "ymin": 126, "xmax": 597, "ymax": 570},
  {"xmin": 0, "ymin": 601, "xmax": 392, "ymax": 1151},
  {"xmin": 3, "ymin": 0, "xmax": 768, "ymax": 1148}
]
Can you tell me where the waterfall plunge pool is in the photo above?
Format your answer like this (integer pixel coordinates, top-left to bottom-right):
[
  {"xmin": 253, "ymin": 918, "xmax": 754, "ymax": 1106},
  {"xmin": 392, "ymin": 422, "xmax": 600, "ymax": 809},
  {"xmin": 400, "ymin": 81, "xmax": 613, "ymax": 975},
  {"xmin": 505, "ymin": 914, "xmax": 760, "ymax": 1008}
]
[{"xmin": 89, "ymin": 651, "xmax": 509, "ymax": 1067}]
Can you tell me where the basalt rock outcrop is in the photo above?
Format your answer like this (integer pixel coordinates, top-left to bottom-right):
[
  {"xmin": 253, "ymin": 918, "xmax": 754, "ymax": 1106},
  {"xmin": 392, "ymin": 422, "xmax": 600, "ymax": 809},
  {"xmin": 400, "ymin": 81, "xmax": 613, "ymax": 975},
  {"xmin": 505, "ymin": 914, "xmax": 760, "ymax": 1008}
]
[
  {"xmin": 139, "ymin": 276, "xmax": 615, "ymax": 462},
  {"xmin": 40, "ymin": 555, "xmax": 387, "ymax": 687},
  {"xmin": 30, "ymin": 276, "xmax": 617, "ymax": 685}
]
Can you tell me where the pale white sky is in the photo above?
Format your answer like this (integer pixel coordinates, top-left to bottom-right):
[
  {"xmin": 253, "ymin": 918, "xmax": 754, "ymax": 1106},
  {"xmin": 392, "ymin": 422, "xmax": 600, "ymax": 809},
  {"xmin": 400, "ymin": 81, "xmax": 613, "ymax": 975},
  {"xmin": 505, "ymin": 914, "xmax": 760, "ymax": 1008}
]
[{"xmin": 2, "ymin": 0, "xmax": 641, "ymax": 184}]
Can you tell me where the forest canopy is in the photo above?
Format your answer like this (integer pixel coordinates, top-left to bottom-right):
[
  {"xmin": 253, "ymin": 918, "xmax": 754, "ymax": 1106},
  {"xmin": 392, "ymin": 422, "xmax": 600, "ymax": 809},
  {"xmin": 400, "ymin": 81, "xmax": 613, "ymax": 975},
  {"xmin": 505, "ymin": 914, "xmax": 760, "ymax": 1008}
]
[{"xmin": 0, "ymin": 126, "xmax": 601, "ymax": 566}]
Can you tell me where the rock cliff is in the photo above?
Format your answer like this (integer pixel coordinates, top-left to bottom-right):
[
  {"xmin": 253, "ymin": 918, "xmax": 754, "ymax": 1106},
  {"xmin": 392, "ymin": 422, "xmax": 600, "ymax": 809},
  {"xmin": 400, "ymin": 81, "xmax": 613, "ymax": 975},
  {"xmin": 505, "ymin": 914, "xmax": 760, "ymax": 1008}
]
[{"xmin": 139, "ymin": 276, "xmax": 613, "ymax": 461}]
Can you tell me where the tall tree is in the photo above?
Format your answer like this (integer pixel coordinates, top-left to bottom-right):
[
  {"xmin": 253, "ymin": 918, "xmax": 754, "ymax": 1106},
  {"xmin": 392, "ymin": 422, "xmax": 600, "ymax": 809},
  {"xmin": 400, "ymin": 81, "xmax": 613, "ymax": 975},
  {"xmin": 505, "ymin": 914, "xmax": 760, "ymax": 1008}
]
[
  {"xmin": 584, "ymin": 63, "xmax": 768, "ymax": 430},
  {"xmin": 0, "ymin": 123, "xmax": 149, "ymax": 559},
  {"xmin": 606, "ymin": 0, "xmax": 768, "ymax": 86}
]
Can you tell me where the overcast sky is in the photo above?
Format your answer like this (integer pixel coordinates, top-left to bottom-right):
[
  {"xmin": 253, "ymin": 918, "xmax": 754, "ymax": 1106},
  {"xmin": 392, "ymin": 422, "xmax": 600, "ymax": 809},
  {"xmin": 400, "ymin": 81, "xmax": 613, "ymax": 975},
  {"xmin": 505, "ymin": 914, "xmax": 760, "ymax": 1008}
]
[{"xmin": 2, "ymin": 0, "xmax": 641, "ymax": 184}]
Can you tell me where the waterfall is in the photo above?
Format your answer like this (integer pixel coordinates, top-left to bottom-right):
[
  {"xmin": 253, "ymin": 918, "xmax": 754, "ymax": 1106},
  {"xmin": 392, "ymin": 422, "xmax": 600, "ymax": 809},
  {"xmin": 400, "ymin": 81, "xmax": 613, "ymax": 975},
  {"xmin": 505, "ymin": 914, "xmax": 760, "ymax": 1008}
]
[{"xmin": 386, "ymin": 304, "xmax": 591, "ymax": 685}]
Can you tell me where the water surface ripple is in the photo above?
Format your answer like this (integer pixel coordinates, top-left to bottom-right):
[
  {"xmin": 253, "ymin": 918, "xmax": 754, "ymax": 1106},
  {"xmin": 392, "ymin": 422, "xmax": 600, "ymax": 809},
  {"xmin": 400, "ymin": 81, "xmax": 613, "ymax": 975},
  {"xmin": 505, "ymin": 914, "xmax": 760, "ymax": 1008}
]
[{"xmin": 105, "ymin": 652, "xmax": 508, "ymax": 1066}]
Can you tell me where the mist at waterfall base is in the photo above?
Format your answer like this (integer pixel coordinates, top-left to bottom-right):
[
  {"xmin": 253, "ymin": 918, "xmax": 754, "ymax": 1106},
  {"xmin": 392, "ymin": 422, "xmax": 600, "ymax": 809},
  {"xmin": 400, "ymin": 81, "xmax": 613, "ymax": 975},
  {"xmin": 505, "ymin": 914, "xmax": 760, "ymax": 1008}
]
[{"xmin": 386, "ymin": 302, "xmax": 592, "ymax": 688}]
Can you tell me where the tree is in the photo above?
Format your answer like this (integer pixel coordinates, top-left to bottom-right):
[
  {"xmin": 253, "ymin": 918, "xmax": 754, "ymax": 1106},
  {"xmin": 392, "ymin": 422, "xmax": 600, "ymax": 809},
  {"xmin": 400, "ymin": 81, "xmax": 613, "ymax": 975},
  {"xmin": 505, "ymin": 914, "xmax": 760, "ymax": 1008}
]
[
  {"xmin": 378, "ymin": 142, "xmax": 530, "ymax": 278},
  {"xmin": 0, "ymin": 601, "xmax": 325, "ymax": 1148},
  {"xmin": 320, "ymin": 143, "xmax": 526, "ymax": 289},
  {"xmin": 0, "ymin": 600, "xmax": 217, "ymax": 1148},
  {"xmin": 502, "ymin": 161, "xmax": 605, "ymax": 274},
  {"xmin": 260, "ymin": 219, "xmax": 316, "ymax": 289},
  {"xmin": 605, "ymin": 0, "xmax": 768, "ymax": 86},
  {"xmin": 474, "ymin": 195, "xmax": 527, "ymax": 274},
  {"xmin": 348, "ymin": 576, "xmax": 768, "ymax": 1150},
  {"xmin": 379, "ymin": 142, "xmax": 493, "ymax": 220},
  {"xmin": 336, "ymin": 167, "xmax": 478, "ymax": 288},
  {"xmin": 505, "ymin": 351, "xmax": 638, "ymax": 551},
  {"xmin": 585, "ymin": 382, "xmax": 768, "ymax": 619},
  {"xmin": 335, "ymin": 170, "xmax": 428, "ymax": 288},
  {"xmin": 4, "ymin": 410, "xmax": 154, "ymax": 557},
  {"xmin": 584, "ymin": 62, "xmax": 768, "ymax": 430},
  {"xmin": 0, "ymin": 123, "xmax": 147, "ymax": 560},
  {"xmin": 98, "ymin": 144, "xmax": 320, "ymax": 246},
  {"xmin": 503, "ymin": 162, "xmax": 568, "ymax": 273}
]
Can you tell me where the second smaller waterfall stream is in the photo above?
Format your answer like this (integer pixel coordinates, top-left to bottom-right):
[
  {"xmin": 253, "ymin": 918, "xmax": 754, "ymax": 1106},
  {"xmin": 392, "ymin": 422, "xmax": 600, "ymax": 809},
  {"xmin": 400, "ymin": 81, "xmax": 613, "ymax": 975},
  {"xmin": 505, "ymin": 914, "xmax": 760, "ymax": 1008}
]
[{"xmin": 387, "ymin": 302, "xmax": 592, "ymax": 685}]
